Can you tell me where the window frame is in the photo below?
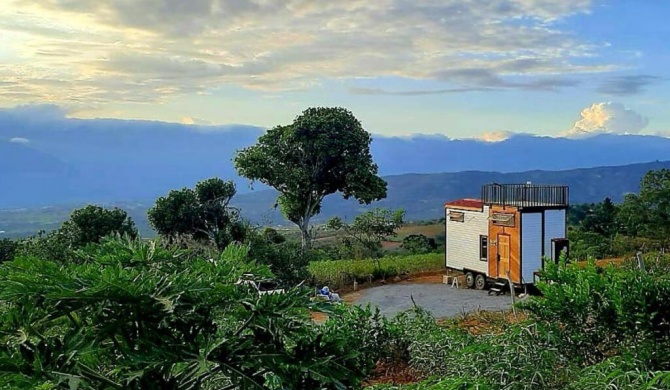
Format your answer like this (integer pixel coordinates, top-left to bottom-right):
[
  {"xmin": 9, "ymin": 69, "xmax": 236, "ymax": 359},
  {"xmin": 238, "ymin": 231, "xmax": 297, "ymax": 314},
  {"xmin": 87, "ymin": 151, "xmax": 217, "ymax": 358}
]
[
  {"xmin": 448, "ymin": 211, "xmax": 465, "ymax": 222},
  {"xmin": 491, "ymin": 212, "xmax": 515, "ymax": 227},
  {"xmin": 479, "ymin": 235, "xmax": 488, "ymax": 261}
]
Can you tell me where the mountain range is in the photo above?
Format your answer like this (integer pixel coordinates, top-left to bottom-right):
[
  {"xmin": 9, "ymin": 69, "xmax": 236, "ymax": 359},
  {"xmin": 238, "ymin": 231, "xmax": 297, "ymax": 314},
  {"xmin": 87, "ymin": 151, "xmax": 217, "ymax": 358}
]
[
  {"xmin": 2, "ymin": 160, "xmax": 669, "ymax": 238},
  {"xmin": 2, "ymin": 105, "xmax": 670, "ymax": 209}
]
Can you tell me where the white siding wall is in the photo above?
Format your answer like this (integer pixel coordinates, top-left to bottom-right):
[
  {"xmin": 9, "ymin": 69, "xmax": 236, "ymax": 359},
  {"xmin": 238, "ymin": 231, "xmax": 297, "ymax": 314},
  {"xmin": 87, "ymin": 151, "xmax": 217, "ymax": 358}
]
[
  {"xmin": 521, "ymin": 213, "xmax": 542, "ymax": 283},
  {"xmin": 544, "ymin": 209, "xmax": 567, "ymax": 259},
  {"xmin": 446, "ymin": 206, "xmax": 489, "ymax": 275}
]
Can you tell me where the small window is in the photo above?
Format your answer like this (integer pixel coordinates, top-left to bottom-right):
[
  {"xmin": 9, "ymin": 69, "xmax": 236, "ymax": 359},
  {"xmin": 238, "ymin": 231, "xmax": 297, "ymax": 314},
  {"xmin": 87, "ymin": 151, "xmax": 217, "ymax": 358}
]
[
  {"xmin": 449, "ymin": 211, "xmax": 465, "ymax": 222},
  {"xmin": 480, "ymin": 235, "xmax": 488, "ymax": 261},
  {"xmin": 492, "ymin": 213, "xmax": 515, "ymax": 227}
]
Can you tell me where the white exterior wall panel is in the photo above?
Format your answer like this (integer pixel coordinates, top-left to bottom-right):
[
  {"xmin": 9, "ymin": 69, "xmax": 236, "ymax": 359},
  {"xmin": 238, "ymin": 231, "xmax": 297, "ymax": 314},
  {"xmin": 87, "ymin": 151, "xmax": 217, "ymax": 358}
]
[
  {"xmin": 446, "ymin": 206, "xmax": 489, "ymax": 275},
  {"xmin": 521, "ymin": 213, "xmax": 542, "ymax": 283},
  {"xmin": 544, "ymin": 209, "xmax": 567, "ymax": 258}
]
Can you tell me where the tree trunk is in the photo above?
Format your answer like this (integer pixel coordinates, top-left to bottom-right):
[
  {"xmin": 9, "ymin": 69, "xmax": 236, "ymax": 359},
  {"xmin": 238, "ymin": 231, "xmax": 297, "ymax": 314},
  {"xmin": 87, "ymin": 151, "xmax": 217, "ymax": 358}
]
[{"xmin": 299, "ymin": 217, "xmax": 312, "ymax": 250}]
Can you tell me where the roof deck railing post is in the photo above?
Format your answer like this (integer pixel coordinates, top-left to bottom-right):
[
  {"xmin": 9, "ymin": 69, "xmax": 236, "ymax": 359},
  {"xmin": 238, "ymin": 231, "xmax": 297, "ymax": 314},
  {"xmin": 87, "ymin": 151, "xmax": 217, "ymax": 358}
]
[{"xmin": 481, "ymin": 183, "xmax": 568, "ymax": 208}]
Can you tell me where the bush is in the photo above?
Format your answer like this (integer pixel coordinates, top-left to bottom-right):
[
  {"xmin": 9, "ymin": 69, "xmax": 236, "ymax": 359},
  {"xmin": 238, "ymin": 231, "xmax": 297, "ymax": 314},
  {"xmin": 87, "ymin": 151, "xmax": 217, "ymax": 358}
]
[
  {"xmin": 246, "ymin": 230, "xmax": 311, "ymax": 286},
  {"xmin": 262, "ymin": 227, "xmax": 286, "ymax": 244},
  {"xmin": 0, "ymin": 237, "xmax": 381, "ymax": 389},
  {"xmin": 401, "ymin": 234, "xmax": 437, "ymax": 254},
  {"xmin": 320, "ymin": 305, "xmax": 392, "ymax": 376},
  {"xmin": 522, "ymin": 254, "xmax": 670, "ymax": 368},
  {"xmin": 0, "ymin": 238, "xmax": 17, "ymax": 263},
  {"xmin": 15, "ymin": 230, "xmax": 79, "ymax": 263}
]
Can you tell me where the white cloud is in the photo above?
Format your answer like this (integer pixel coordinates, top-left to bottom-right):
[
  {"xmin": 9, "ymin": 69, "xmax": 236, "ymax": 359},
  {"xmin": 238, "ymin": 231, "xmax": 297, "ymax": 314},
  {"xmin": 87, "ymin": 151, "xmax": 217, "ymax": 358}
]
[
  {"xmin": 181, "ymin": 116, "xmax": 212, "ymax": 125},
  {"xmin": 477, "ymin": 131, "xmax": 512, "ymax": 142},
  {"xmin": 566, "ymin": 102, "xmax": 648, "ymax": 137},
  {"xmin": 0, "ymin": 0, "xmax": 607, "ymax": 105},
  {"xmin": 9, "ymin": 137, "xmax": 30, "ymax": 144}
]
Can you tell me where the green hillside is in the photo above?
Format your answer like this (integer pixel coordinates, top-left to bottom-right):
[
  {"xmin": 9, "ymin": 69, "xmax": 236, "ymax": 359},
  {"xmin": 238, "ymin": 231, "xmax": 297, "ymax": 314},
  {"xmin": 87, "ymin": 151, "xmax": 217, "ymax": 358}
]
[{"xmin": 2, "ymin": 160, "xmax": 669, "ymax": 238}]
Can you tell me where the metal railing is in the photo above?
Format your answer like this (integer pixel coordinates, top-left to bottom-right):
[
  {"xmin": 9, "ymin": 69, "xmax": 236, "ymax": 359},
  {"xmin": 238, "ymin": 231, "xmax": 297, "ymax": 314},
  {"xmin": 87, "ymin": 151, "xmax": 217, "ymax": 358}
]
[{"xmin": 481, "ymin": 183, "xmax": 569, "ymax": 207}]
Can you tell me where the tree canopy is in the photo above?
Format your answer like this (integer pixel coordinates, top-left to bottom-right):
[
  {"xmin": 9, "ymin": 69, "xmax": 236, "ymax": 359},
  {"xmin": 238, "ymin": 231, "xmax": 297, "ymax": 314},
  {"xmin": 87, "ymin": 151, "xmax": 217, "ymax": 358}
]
[
  {"xmin": 235, "ymin": 107, "xmax": 387, "ymax": 248},
  {"xmin": 59, "ymin": 205, "xmax": 138, "ymax": 247},
  {"xmin": 147, "ymin": 178, "xmax": 244, "ymax": 248}
]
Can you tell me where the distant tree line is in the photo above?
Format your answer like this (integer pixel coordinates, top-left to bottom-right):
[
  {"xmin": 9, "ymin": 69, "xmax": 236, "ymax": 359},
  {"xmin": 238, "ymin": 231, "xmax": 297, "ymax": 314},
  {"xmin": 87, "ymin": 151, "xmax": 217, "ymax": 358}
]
[{"xmin": 568, "ymin": 168, "xmax": 670, "ymax": 259}]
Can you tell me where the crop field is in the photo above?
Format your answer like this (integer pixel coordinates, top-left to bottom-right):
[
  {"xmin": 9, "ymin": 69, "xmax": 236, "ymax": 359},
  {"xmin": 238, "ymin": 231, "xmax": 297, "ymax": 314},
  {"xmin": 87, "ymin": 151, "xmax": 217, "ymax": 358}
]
[{"xmin": 309, "ymin": 252, "xmax": 444, "ymax": 290}]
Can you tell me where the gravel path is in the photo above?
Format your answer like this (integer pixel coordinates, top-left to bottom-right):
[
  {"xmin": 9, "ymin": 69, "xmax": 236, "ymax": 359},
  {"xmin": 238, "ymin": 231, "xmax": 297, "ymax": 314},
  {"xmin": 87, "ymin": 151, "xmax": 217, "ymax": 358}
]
[{"xmin": 352, "ymin": 283, "xmax": 513, "ymax": 318}]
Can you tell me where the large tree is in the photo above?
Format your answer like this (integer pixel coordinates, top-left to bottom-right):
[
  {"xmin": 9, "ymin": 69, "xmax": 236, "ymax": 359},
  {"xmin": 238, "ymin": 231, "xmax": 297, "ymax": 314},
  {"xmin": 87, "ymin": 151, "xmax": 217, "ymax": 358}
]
[{"xmin": 235, "ymin": 107, "xmax": 387, "ymax": 248}]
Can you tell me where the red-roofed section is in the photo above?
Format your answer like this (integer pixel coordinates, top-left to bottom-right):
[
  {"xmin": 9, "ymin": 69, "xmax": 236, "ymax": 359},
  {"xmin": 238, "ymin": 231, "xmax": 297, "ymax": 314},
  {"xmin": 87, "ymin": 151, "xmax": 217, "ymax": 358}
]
[{"xmin": 444, "ymin": 198, "xmax": 484, "ymax": 210}]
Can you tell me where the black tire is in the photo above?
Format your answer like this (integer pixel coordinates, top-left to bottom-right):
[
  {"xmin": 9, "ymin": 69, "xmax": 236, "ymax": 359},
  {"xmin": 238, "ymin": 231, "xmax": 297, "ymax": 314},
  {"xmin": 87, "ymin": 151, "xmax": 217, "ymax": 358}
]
[
  {"xmin": 465, "ymin": 272, "xmax": 475, "ymax": 289},
  {"xmin": 475, "ymin": 274, "xmax": 486, "ymax": 290}
]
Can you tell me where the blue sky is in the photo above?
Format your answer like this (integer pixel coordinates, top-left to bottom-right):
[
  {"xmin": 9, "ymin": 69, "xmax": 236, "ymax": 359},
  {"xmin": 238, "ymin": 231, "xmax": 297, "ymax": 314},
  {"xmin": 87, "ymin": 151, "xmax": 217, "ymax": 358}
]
[{"xmin": 0, "ymin": 0, "xmax": 668, "ymax": 138}]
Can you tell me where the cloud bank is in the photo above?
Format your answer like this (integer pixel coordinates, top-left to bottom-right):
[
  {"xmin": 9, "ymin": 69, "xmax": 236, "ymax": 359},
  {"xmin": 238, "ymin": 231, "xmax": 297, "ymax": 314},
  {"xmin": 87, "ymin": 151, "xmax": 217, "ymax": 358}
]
[{"xmin": 0, "ymin": 0, "xmax": 607, "ymax": 106}]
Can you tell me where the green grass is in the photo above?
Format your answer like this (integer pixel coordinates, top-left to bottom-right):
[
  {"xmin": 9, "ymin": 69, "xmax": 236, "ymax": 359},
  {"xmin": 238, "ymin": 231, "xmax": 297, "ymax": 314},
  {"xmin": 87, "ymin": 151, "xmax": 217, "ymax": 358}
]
[{"xmin": 309, "ymin": 252, "xmax": 444, "ymax": 290}]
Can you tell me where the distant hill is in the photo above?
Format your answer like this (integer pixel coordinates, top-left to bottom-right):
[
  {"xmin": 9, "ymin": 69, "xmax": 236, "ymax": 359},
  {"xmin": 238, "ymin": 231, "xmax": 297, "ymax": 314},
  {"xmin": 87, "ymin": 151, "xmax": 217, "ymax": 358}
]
[
  {"xmin": 2, "ymin": 160, "xmax": 668, "ymax": 238},
  {"xmin": 235, "ymin": 160, "xmax": 670, "ymax": 224},
  {"xmin": 3, "ymin": 105, "xmax": 670, "ymax": 208}
]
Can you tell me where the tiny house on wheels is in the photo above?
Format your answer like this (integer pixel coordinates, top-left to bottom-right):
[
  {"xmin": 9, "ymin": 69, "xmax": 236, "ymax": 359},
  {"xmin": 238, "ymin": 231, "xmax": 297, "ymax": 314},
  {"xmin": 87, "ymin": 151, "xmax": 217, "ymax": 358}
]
[{"xmin": 445, "ymin": 183, "xmax": 569, "ymax": 289}]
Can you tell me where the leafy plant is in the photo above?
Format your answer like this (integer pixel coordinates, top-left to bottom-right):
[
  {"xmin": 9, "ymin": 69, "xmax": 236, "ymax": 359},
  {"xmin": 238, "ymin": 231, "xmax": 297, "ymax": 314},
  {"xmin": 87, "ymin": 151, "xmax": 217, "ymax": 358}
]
[
  {"xmin": 0, "ymin": 237, "xmax": 379, "ymax": 389},
  {"xmin": 522, "ymin": 254, "xmax": 670, "ymax": 367}
]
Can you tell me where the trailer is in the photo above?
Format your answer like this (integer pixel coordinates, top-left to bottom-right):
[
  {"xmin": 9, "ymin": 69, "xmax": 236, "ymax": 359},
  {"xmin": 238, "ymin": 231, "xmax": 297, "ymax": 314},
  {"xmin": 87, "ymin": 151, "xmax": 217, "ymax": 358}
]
[{"xmin": 445, "ymin": 183, "xmax": 569, "ymax": 289}]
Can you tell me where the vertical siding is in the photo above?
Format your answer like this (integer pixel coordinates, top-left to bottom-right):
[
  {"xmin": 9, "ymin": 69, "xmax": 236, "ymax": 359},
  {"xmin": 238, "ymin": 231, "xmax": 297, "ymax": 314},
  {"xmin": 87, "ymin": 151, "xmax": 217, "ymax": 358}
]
[
  {"xmin": 488, "ymin": 205, "xmax": 521, "ymax": 283},
  {"xmin": 544, "ymin": 209, "xmax": 567, "ymax": 258},
  {"xmin": 521, "ymin": 213, "xmax": 542, "ymax": 283},
  {"xmin": 446, "ymin": 206, "xmax": 489, "ymax": 275}
]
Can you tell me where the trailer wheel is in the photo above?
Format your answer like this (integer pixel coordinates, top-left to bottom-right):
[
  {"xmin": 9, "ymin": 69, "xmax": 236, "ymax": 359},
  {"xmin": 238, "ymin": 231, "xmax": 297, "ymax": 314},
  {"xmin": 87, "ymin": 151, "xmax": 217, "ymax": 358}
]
[
  {"xmin": 464, "ymin": 272, "xmax": 475, "ymax": 289},
  {"xmin": 475, "ymin": 274, "xmax": 486, "ymax": 290}
]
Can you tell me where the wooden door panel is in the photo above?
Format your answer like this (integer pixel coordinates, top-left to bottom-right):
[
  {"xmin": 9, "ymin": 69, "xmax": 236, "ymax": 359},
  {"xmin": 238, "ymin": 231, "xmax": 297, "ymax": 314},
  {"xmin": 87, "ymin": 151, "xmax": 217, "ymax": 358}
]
[{"xmin": 498, "ymin": 235, "xmax": 510, "ymax": 278}]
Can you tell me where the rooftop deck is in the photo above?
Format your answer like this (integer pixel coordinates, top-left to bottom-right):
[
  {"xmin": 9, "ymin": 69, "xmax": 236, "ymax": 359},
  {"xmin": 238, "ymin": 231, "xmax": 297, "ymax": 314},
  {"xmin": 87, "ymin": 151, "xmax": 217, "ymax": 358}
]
[{"xmin": 481, "ymin": 183, "xmax": 569, "ymax": 208}]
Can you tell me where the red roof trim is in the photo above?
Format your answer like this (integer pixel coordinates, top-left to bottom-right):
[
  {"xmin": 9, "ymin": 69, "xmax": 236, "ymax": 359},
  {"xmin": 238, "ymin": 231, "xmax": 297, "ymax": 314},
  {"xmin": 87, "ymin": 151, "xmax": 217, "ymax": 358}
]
[{"xmin": 444, "ymin": 198, "xmax": 484, "ymax": 209}]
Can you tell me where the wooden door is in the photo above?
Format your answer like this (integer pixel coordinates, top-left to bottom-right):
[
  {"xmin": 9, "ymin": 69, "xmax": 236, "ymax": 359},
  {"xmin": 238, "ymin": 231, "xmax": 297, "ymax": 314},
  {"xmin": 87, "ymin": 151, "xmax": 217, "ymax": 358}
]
[{"xmin": 498, "ymin": 235, "xmax": 510, "ymax": 278}]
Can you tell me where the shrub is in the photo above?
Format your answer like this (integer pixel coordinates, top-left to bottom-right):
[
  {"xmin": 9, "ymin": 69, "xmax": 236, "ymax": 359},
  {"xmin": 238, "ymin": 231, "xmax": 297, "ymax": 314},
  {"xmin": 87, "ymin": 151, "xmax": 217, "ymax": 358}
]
[
  {"xmin": 262, "ymin": 227, "xmax": 286, "ymax": 244},
  {"xmin": 246, "ymin": 230, "xmax": 311, "ymax": 286},
  {"xmin": 522, "ymin": 254, "xmax": 670, "ymax": 368},
  {"xmin": 401, "ymin": 234, "xmax": 437, "ymax": 254},
  {"xmin": 0, "ymin": 238, "xmax": 17, "ymax": 263},
  {"xmin": 0, "ymin": 237, "xmax": 382, "ymax": 389},
  {"xmin": 15, "ymin": 230, "xmax": 79, "ymax": 263}
]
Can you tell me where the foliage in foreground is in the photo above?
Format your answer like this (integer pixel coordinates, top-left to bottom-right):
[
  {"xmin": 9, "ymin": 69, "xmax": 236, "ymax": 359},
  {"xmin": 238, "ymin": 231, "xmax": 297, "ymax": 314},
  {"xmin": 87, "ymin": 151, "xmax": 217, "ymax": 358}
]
[
  {"xmin": 308, "ymin": 253, "xmax": 444, "ymax": 290},
  {"xmin": 0, "ymin": 237, "xmax": 382, "ymax": 389},
  {"xmin": 366, "ymin": 254, "xmax": 670, "ymax": 390}
]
